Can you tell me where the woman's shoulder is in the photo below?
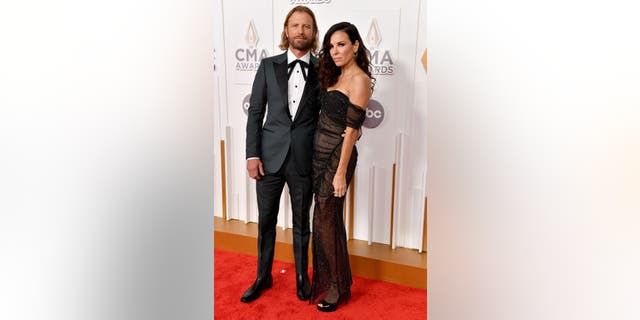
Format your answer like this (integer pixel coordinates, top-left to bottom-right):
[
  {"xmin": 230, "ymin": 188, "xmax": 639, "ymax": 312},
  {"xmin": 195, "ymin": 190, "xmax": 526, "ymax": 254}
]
[
  {"xmin": 347, "ymin": 73, "xmax": 371, "ymax": 109},
  {"xmin": 352, "ymin": 71, "xmax": 370, "ymax": 83}
]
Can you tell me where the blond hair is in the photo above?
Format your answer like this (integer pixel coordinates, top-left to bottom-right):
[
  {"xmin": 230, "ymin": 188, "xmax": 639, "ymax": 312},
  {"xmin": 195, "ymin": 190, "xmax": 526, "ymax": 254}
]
[{"xmin": 278, "ymin": 6, "xmax": 319, "ymax": 54}]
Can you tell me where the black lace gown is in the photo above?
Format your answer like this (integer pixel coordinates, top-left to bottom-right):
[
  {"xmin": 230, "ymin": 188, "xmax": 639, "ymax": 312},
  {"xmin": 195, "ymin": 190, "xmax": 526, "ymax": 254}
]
[{"xmin": 310, "ymin": 89, "xmax": 366, "ymax": 305}]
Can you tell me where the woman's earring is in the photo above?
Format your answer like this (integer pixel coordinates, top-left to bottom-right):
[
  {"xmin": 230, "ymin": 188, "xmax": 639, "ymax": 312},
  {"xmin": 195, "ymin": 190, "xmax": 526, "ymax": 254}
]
[{"xmin": 354, "ymin": 51, "xmax": 358, "ymax": 57}]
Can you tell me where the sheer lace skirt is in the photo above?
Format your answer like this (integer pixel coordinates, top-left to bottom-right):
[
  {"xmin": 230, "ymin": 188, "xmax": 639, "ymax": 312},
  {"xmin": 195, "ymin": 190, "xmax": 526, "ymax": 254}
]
[{"xmin": 309, "ymin": 147, "xmax": 357, "ymax": 305}]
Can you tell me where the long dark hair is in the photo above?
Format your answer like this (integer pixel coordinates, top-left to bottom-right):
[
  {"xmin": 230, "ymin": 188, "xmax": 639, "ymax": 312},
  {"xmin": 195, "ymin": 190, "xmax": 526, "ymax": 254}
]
[{"xmin": 317, "ymin": 22, "xmax": 373, "ymax": 90}]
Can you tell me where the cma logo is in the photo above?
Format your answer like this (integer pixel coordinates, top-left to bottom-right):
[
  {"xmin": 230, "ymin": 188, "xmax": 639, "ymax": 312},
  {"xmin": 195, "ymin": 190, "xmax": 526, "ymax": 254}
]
[
  {"xmin": 363, "ymin": 99, "xmax": 384, "ymax": 129},
  {"xmin": 365, "ymin": 19, "xmax": 395, "ymax": 75},
  {"xmin": 235, "ymin": 20, "xmax": 269, "ymax": 72},
  {"xmin": 235, "ymin": 49, "xmax": 268, "ymax": 62}
]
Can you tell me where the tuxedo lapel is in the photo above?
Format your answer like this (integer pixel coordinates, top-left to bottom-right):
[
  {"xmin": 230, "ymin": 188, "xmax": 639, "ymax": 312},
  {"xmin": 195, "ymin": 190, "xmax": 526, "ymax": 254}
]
[{"xmin": 273, "ymin": 53, "xmax": 290, "ymax": 121}]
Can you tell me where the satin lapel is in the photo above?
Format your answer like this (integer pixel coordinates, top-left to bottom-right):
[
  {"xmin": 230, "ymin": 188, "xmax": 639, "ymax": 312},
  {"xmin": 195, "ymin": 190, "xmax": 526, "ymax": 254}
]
[
  {"xmin": 273, "ymin": 54, "xmax": 290, "ymax": 122},
  {"xmin": 293, "ymin": 59, "xmax": 318, "ymax": 122}
]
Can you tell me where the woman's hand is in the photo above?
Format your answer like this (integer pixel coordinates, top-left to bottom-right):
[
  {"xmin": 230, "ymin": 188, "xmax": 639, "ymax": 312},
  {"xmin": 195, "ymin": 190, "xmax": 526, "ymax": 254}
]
[{"xmin": 333, "ymin": 173, "xmax": 347, "ymax": 197}]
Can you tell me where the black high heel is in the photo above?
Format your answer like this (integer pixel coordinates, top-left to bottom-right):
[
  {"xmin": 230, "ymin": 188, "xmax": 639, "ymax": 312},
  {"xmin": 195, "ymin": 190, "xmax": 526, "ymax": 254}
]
[{"xmin": 317, "ymin": 299, "xmax": 338, "ymax": 312}]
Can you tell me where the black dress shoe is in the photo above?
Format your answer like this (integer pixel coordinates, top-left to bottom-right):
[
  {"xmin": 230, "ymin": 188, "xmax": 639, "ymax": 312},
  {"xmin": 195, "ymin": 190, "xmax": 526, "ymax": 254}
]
[
  {"xmin": 240, "ymin": 275, "xmax": 272, "ymax": 303},
  {"xmin": 296, "ymin": 273, "xmax": 311, "ymax": 300},
  {"xmin": 317, "ymin": 299, "xmax": 338, "ymax": 312}
]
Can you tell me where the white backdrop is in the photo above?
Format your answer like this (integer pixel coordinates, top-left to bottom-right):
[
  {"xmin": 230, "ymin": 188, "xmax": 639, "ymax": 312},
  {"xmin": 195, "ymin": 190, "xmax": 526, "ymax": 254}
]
[{"xmin": 214, "ymin": 0, "xmax": 427, "ymax": 250}]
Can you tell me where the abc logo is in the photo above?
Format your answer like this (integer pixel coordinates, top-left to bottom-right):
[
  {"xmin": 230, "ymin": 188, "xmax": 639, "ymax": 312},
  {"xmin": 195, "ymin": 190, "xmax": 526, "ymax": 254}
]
[
  {"xmin": 363, "ymin": 99, "xmax": 384, "ymax": 129},
  {"xmin": 242, "ymin": 94, "xmax": 251, "ymax": 115}
]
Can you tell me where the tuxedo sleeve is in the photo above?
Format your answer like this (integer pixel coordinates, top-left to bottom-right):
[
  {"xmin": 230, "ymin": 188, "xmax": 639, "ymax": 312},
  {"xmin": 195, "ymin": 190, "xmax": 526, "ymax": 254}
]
[{"xmin": 245, "ymin": 60, "xmax": 267, "ymax": 159}]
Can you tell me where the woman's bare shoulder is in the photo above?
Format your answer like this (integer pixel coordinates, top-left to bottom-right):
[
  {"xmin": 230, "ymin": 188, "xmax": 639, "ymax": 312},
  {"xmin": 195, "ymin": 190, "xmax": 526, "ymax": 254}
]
[{"xmin": 348, "ymin": 73, "xmax": 372, "ymax": 109}]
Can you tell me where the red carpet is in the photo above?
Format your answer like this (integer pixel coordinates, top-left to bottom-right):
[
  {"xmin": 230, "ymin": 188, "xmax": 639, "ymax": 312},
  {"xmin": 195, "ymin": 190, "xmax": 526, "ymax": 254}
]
[{"xmin": 214, "ymin": 249, "xmax": 427, "ymax": 319}]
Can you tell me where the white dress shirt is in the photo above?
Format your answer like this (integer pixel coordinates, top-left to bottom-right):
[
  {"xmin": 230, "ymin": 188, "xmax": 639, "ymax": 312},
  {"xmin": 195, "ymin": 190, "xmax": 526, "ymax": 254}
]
[{"xmin": 287, "ymin": 49, "xmax": 310, "ymax": 121}]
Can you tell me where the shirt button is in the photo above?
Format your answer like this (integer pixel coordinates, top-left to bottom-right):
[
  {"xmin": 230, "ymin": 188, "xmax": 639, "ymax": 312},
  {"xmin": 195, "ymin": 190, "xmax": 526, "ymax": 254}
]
[
  {"xmin": 295, "ymin": 85, "xmax": 298, "ymax": 88},
  {"xmin": 293, "ymin": 100, "xmax": 296, "ymax": 103}
]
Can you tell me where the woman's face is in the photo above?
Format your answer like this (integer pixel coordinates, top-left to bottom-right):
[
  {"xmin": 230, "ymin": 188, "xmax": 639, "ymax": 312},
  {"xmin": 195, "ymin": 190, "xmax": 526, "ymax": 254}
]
[{"xmin": 329, "ymin": 30, "xmax": 358, "ymax": 68}]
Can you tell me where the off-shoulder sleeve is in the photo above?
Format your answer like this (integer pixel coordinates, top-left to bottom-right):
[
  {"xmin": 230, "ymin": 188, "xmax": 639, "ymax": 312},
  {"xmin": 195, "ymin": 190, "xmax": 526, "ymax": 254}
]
[{"xmin": 346, "ymin": 104, "xmax": 366, "ymax": 129}]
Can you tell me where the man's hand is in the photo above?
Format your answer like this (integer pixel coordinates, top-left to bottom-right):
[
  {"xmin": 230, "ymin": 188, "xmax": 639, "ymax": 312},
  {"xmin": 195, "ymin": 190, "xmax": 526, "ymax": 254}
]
[{"xmin": 247, "ymin": 159, "xmax": 265, "ymax": 180}]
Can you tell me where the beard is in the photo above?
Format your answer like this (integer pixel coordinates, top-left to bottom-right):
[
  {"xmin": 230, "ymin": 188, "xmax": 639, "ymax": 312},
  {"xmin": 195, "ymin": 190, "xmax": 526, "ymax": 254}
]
[{"xmin": 288, "ymin": 36, "xmax": 313, "ymax": 51}]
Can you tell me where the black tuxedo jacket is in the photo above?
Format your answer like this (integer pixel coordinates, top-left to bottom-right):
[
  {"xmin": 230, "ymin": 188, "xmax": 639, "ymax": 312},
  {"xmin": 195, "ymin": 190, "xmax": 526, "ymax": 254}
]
[{"xmin": 245, "ymin": 52, "xmax": 320, "ymax": 175}]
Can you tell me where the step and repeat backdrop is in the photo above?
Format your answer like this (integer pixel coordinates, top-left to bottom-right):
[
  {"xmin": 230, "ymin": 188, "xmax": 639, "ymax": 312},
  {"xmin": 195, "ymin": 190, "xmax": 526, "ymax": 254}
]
[{"xmin": 214, "ymin": 0, "xmax": 427, "ymax": 251}]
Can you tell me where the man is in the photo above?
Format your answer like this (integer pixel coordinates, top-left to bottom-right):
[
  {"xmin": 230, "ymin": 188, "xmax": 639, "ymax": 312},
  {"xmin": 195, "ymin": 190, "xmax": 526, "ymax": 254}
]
[{"xmin": 242, "ymin": 6, "xmax": 320, "ymax": 303}]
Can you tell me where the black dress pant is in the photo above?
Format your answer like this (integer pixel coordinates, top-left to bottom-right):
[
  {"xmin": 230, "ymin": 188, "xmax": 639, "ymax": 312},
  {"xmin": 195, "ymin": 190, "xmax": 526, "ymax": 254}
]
[{"xmin": 255, "ymin": 150, "xmax": 312, "ymax": 279}]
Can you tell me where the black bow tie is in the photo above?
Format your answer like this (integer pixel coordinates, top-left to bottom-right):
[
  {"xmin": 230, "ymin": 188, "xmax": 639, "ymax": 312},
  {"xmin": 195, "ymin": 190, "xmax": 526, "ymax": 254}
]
[{"xmin": 287, "ymin": 59, "xmax": 309, "ymax": 81}]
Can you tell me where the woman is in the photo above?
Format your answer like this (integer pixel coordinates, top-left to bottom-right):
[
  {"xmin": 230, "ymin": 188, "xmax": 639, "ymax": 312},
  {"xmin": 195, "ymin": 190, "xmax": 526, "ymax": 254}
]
[{"xmin": 310, "ymin": 22, "xmax": 373, "ymax": 312}]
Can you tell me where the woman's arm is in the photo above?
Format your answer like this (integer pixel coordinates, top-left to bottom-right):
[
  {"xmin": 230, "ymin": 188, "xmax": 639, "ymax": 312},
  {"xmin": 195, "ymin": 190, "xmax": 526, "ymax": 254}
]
[
  {"xmin": 332, "ymin": 75, "xmax": 371, "ymax": 197},
  {"xmin": 333, "ymin": 126, "xmax": 360, "ymax": 197}
]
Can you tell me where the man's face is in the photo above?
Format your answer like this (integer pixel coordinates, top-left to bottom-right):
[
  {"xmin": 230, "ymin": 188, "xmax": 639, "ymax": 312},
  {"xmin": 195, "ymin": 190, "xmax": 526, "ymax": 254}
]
[{"xmin": 285, "ymin": 11, "xmax": 314, "ymax": 51}]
